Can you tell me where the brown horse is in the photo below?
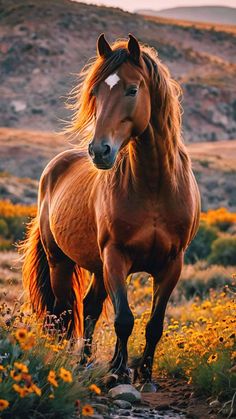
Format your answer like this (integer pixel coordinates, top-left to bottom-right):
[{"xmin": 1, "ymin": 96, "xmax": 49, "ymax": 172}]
[{"xmin": 21, "ymin": 34, "xmax": 200, "ymax": 388}]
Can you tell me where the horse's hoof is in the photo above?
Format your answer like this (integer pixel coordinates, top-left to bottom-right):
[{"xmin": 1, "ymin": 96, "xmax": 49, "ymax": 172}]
[
  {"xmin": 137, "ymin": 381, "xmax": 157, "ymax": 393},
  {"xmin": 103, "ymin": 373, "xmax": 119, "ymax": 388},
  {"xmin": 103, "ymin": 372, "xmax": 131, "ymax": 388}
]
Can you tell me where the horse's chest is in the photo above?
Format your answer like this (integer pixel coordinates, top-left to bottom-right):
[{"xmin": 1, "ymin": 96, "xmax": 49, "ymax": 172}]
[{"xmin": 106, "ymin": 209, "xmax": 186, "ymax": 267}]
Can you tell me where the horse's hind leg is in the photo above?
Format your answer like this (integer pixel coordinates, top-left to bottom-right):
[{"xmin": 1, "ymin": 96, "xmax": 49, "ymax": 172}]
[
  {"xmin": 40, "ymin": 202, "xmax": 77, "ymax": 337},
  {"xmin": 47, "ymin": 253, "xmax": 76, "ymax": 338},
  {"xmin": 82, "ymin": 273, "xmax": 107, "ymax": 362},
  {"xmin": 134, "ymin": 253, "xmax": 183, "ymax": 388}
]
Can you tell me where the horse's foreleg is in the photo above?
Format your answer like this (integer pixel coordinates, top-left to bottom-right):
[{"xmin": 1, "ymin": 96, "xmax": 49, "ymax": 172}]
[
  {"xmin": 134, "ymin": 253, "xmax": 183, "ymax": 388},
  {"xmin": 103, "ymin": 245, "xmax": 134, "ymax": 384},
  {"xmin": 82, "ymin": 273, "xmax": 107, "ymax": 362}
]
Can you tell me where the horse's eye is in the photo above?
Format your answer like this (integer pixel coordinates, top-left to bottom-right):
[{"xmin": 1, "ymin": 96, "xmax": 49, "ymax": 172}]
[{"xmin": 125, "ymin": 86, "xmax": 138, "ymax": 97}]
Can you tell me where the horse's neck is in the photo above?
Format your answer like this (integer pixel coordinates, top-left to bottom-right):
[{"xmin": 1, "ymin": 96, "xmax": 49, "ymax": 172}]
[{"xmin": 127, "ymin": 124, "xmax": 178, "ymax": 193}]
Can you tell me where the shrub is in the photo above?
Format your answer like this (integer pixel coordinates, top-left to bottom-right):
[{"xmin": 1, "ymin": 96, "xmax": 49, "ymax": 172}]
[
  {"xmin": 0, "ymin": 219, "xmax": 9, "ymax": 237},
  {"xmin": 7, "ymin": 217, "xmax": 28, "ymax": 242},
  {"xmin": 0, "ymin": 201, "xmax": 37, "ymax": 247},
  {"xmin": 178, "ymin": 262, "xmax": 235, "ymax": 299},
  {"xmin": 201, "ymin": 208, "xmax": 236, "ymax": 231},
  {"xmin": 208, "ymin": 237, "xmax": 236, "ymax": 266},
  {"xmin": 0, "ymin": 238, "xmax": 12, "ymax": 251},
  {"xmin": 185, "ymin": 222, "xmax": 218, "ymax": 264}
]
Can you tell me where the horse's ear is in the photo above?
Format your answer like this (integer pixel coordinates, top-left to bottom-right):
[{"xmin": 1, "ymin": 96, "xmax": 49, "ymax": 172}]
[
  {"xmin": 128, "ymin": 34, "xmax": 140, "ymax": 63},
  {"xmin": 97, "ymin": 33, "xmax": 112, "ymax": 58}
]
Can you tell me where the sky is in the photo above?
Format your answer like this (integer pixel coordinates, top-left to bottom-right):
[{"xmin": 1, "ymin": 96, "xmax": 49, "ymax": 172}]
[{"xmin": 79, "ymin": 0, "xmax": 236, "ymax": 12}]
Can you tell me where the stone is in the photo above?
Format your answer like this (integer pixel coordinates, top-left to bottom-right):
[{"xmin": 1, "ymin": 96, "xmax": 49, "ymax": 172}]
[
  {"xmin": 137, "ymin": 382, "xmax": 157, "ymax": 393},
  {"xmin": 92, "ymin": 403, "xmax": 109, "ymax": 414},
  {"xmin": 11, "ymin": 100, "xmax": 26, "ymax": 113},
  {"xmin": 108, "ymin": 384, "xmax": 141, "ymax": 403},
  {"xmin": 113, "ymin": 400, "xmax": 132, "ymax": 409},
  {"xmin": 209, "ymin": 399, "xmax": 221, "ymax": 409}
]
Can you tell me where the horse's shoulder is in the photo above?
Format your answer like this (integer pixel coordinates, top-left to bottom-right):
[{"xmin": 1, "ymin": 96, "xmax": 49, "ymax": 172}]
[
  {"xmin": 40, "ymin": 149, "xmax": 87, "ymax": 192},
  {"xmin": 43, "ymin": 149, "xmax": 86, "ymax": 174}
]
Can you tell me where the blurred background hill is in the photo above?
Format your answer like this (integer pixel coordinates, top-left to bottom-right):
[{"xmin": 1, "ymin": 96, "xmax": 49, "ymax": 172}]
[
  {"xmin": 0, "ymin": 0, "xmax": 236, "ymax": 142},
  {"xmin": 137, "ymin": 6, "xmax": 236, "ymax": 25}
]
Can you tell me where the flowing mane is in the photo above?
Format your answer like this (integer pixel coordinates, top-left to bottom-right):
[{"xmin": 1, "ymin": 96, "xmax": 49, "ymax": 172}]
[{"xmin": 66, "ymin": 40, "xmax": 190, "ymax": 176}]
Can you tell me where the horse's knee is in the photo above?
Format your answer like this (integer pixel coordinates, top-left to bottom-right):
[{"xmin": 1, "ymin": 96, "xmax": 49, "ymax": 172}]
[{"xmin": 114, "ymin": 309, "xmax": 134, "ymax": 339}]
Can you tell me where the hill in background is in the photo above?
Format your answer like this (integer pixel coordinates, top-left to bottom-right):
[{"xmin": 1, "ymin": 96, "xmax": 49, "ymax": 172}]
[
  {"xmin": 0, "ymin": 0, "xmax": 236, "ymax": 142},
  {"xmin": 137, "ymin": 6, "xmax": 236, "ymax": 26},
  {"xmin": 0, "ymin": 128, "xmax": 235, "ymax": 211}
]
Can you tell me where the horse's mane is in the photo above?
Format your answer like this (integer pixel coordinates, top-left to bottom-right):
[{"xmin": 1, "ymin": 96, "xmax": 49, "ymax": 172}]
[{"xmin": 65, "ymin": 39, "xmax": 190, "ymax": 176}]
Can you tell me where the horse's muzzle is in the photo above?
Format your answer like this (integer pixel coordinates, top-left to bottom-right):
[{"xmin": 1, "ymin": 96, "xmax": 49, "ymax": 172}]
[{"xmin": 88, "ymin": 141, "xmax": 117, "ymax": 170}]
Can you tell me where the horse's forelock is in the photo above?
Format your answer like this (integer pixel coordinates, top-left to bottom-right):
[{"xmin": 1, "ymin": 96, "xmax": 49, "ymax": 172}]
[{"xmin": 91, "ymin": 47, "xmax": 129, "ymax": 89}]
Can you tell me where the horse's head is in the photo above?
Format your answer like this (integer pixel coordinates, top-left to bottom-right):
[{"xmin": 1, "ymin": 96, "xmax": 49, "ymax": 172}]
[
  {"xmin": 88, "ymin": 34, "xmax": 151, "ymax": 170},
  {"xmin": 68, "ymin": 34, "xmax": 182, "ymax": 172}
]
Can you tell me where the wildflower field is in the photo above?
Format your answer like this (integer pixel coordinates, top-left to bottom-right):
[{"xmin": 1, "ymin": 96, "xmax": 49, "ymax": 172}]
[{"xmin": 0, "ymin": 203, "xmax": 236, "ymax": 417}]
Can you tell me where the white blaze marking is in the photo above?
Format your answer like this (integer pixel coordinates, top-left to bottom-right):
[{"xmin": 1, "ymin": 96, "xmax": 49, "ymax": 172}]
[{"xmin": 105, "ymin": 73, "xmax": 120, "ymax": 90}]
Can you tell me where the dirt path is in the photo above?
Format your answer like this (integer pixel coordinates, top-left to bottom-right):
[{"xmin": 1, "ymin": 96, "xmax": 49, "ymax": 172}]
[{"xmin": 141, "ymin": 378, "xmax": 217, "ymax": 419}]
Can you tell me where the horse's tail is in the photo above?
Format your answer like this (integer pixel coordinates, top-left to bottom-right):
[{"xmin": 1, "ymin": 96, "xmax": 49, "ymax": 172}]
[
  {"xmin": 20, "ymin": 217, "xmax": 86, "ymax": 337},
  {"xmin": 71, "ymin": 266, "xmax": 88, "ymax": 337},
  {"xmin": 20, "ymin": 216, "xmax": 54, "ymax": 318}
]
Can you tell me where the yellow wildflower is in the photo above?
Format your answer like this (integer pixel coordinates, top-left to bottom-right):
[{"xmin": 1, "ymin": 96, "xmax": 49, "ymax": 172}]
[
  {"xmin": 14, "ymin": 362, "xmax": 28, "ymax": 373},
  {"xmin": 89, "ymin": 384, "xmax": 101, "ymax": 395},
  {"xmin": 47, "ymin": 370, "xmax": 58, "ymax": 387},
  {"xmin": 12, "ymin": 384, "xmax": 30, "ymax": 398},
  {"xmin": 0, "ymin": 399, "xmax": 9, "ymax": 411},
  {"xmin": 15, "ymin": 328, "xmax": 28, "ymax": 341},
  {"xmin": 10, "ymin": 370, "xmax": 22, "ymax": 381},
  {"xmin": 207, "ymin": 354, "xmax": 218, "ymax": 364},
  {"xmin": 20, "ymin": 333, "xmax": 36, "ymax": 350},
  {"xmin": 30, "ymin": 383, "xmax": 42, "ymax": 396},
  {"xmin": 59, "ymin": 367, "xmax": 73, "ymax": 383},
  {"xmin": 82, "ymin": 404, "xmax": 94, "ymax": 416}
]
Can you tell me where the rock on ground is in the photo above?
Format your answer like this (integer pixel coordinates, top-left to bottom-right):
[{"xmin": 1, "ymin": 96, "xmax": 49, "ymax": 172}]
[{"xmin": 108, "ymin": 385, "xmax": 141, "ymax": 403}]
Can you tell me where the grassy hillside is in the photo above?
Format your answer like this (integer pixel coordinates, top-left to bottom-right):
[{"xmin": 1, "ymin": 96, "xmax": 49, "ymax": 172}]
[{"xmin": 0, "ymin": 0, "xmax": 236, "ymax": 142}]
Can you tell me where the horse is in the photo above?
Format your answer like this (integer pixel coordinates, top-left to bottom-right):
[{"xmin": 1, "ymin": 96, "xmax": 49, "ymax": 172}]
[{"xmin": 21, "ymin": 33, "xmax": 200, "ymax": 388}]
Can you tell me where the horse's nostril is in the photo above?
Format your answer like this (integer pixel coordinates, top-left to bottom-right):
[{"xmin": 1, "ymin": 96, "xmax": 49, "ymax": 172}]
[
  {"xmin": 88, "ymin": 143, "xmax": 95, "ymax": 158},
  {"xmin": 103, "ymin": 144, "xmax": 111, "ymax": 157}
]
